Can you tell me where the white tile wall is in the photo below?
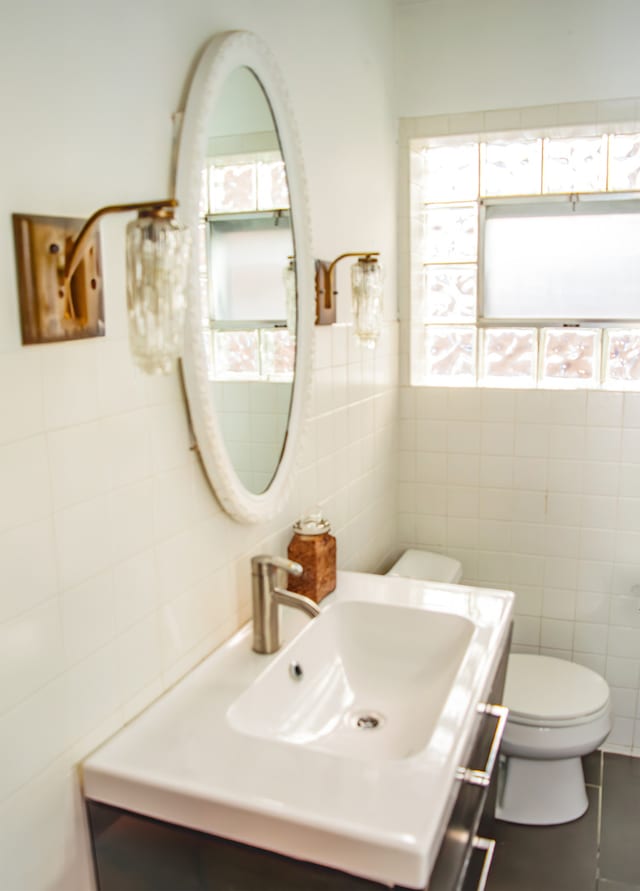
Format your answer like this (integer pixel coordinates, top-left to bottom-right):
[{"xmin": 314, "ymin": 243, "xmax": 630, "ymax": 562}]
[
  {"xmin": 0, "ymin": 323, "xmax": 398, "ymax": 889},
  {"xmin": 214, "ymin": 380, "xmax": 292, "ymax": 493},
  {"xmin": 398, "ymin": 385, "xmax": 640, "ymax": 755}
]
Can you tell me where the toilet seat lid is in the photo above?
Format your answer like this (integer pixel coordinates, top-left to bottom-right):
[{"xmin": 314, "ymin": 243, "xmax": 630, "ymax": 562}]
[{"xmin": 504, "ymin": 654, "xmax": 610, "ymax": 724}]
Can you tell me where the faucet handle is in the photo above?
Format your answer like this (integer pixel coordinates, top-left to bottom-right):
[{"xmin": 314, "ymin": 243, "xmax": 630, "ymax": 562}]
[{"xmin": 251, "ymin": 554, "xmax": 303, "ymax": 578}]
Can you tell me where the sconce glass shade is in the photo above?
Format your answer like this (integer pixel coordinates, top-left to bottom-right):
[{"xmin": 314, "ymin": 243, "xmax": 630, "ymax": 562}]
[
  {"xmin": 283, "ymin": 258, "xmax": 297, "ymax": 332},
  {"xmin": 351, "ymin": 257, "xmax": 383, "ymax": 349},
  {"xmin": 126, "ymin": 212, "xmax": 191, "ymax": 374}
]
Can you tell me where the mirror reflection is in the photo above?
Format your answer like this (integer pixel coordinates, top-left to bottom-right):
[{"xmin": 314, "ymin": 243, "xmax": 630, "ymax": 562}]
[{"xmin": 199, "ymin": 66, "xmax": 295, "ymax": 494}]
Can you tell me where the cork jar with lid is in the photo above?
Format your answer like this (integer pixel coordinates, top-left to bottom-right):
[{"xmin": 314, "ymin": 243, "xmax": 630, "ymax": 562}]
[{"xmin": 287, "ymin": 511, "xmax": 336, "ymax": 603}]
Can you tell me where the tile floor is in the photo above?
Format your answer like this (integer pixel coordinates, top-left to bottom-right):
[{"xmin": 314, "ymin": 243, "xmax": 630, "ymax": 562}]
[{"xmin": 486, "ymin": 753, "xmax": 640, "ymax": 891}]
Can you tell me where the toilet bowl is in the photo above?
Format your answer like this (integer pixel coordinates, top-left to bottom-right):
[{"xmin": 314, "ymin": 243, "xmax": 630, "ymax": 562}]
[
  {"xmin": 385, "ymin": 548, "xmax": 612, "ymax": 827},
  {"xmin": 497, "ymin": 653, "xmax": 611, "ymax": 825}
]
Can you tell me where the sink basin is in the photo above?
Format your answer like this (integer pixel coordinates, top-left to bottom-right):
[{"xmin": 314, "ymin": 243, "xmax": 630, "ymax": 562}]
[
  {"xmin": 228, "ymin": 600, "xmax": 474, "ymax": 760},
  {"xmin": 82, "ymin": 570, "xmax": 513, "ymax": 889}
]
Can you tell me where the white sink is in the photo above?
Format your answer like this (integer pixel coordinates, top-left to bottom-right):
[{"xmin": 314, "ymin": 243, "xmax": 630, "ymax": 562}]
[
  {"xmin": 228, "ymin": 600, "xmax": 474, "ymax": 760},
  {"xmin": 82, "ymin": 570, "xmax": 513, "ymax": 889}
]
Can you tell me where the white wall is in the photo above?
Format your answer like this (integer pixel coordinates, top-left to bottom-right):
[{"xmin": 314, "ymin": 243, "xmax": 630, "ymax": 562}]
[
  {"xmin": 395, "ymin": 0, "xmax": 640, "ymax": 118},
  {"xmin": 396, "ymin": 1, "xmax": 640, "ymax": 755},
  {"xmin": 0, "ymin": 2, "xmax": 397, "ymax": 888}
]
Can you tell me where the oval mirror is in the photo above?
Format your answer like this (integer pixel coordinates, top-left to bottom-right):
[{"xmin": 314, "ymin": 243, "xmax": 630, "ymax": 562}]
[{"xmin": 175, "ymin": 31, "xmax": 313, "ymax": 523}]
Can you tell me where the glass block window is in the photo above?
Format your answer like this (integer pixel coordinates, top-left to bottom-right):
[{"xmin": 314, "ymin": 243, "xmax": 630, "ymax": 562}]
[
  {"xmin": 480, "ymin": 138, "xmax": 542, "ymax": 197},
  {"xmin": 604, "ymin": 328, "xmax": 640, "ymax": 386},
  {"xmin": 213, "ymin": 330, "xmax": 260, "ymax": 377},
  {"xmin": 480, "ymin": 328, "xmax": 537, "ymax": 387},
  {"xmin": 211, "ymin": 328, "xmax": 294, "ymax": 382},
  {"xmin": 207, "ymin": 156, "xmax": 289, "ymax": 215},
  {"xmin": 541, "ymin": 328, "xmax": 601, "ymax": 388},
  {"xmin": 203, "ymin": 151, "xmax": 292, "ymax": 383},
  {"xmin": 425, "ymin": 327, "xmax": 476, "ymax": 385},
  {"xmin": 421, "ymin": 265, "xmax": 476, "ymax": 322},
  {"xmin": 411, "ymin": 125, "xmax": 640, "ymax": 391},
  {"xmin": 542, "ymin": 135, "xmax": 608, "ymax": 194},
  {"xmin": 211, "ymin": 163, "xmax": 257, "ymax": 213}
]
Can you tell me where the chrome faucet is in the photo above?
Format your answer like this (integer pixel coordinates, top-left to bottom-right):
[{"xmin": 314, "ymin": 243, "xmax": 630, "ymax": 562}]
[{"xmin": 251, "ymin": 555, "xmax": 320, "ymax": 654}]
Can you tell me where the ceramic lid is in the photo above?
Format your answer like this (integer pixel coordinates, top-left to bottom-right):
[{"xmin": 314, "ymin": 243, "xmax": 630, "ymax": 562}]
[
  {"xmin": 504, "ymin": 654, "xmax": 610, "ymax": 723},
  {"xmin": 386, "ymin": 549, "xmax": 463, "ymax": 584}
]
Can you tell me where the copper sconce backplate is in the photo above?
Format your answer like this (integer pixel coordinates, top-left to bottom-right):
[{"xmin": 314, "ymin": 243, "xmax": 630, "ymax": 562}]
[{"xmin": 13, "ymin": 213, "xmax": 105, "ymax": 345}]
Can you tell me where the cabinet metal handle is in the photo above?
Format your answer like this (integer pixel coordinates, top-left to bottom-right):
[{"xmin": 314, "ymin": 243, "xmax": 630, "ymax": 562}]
[
  {"xmin": 471, "ymin": 836, "xmax": 496, "ymax": 891},
  {"xmin": 455, "ymin": 703, "xmax": 508, "ymax": 787}
]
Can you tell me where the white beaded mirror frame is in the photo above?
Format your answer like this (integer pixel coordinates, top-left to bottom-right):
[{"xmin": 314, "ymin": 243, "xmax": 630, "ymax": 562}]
[{"xmin": 175, "ymin": 31, "xmax": 314, "ymax": 524}]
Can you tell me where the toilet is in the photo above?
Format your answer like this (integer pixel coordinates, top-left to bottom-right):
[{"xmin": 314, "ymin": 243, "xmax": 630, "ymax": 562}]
[
  {"xmin": 385, "ymin": 548, "xmax": 612, "ymax": 826},
  {"xmin": 497, "ymin": 653, "xmax": 611, "ymax": 825}
]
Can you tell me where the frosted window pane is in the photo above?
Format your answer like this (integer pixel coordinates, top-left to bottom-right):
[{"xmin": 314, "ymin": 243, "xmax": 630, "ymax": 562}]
[
  {"xmin": 422, "ymin": 265, "xmax": 476, "ymax": 322},
  {"xmin": 541, "ymin": 328, "xmax": 600, "ymax": 387},
  {"xmin": 423, "ymin": 204, "xmax": 477, "ymax": 263},
  {"xmin": 481, "ymin": 328, "xmax": 537, "ymax": 385},
  {"xmin": 261, "ymin": 329, "xmax": 295, "ymax": 378},
  {"xmin": 481, "ymin": 139, "xmax": 542, "ymax": 196},
  {"xmin": 483, "ymin": 200, "xmax": 640, "ymax": 320},
  {"xmin": 422, "ymin": 143, "xmax": 479, "ymax": 202},
  {"xmin": 543, "ymin": 136, "xmax": 607, "ymax": 193},
  {"xmin": 257, "ymin": 160, "xmax": 290, "ymax": 210},
  {"xmin": 609, "ymin": 134, "xmax": 640, "ymax": 191},
  {"xmin": 605, "ymin": 328, "xmax": 640, "ymax": 384},
  {"xmin": 213, "ymin": 330, "xmax": 259, "ymax": 377},
  {"xmin": 425, "ymin": 326, "xmax": 476, "ymax": 384},
  {"xmin": 211, "ymin": 164, "xmax": 257, "ymax": 212}
]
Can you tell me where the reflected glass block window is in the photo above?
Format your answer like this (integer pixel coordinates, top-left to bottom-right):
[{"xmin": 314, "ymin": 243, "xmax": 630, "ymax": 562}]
[
  {"xmin": 609, "ymin": 134, "xmax": 640, "ymax": 191},
  {"xmin": 422, "ymin": 143, "xmax": 479, "ymax": 202},
  {"xmin": 605, "ymin": 328, "xmax": 640, "ymax": 385},
  {"xmin": 425, "ymin": 326, "xmax": 476, "ymax": 384},
  {"xmin": 257, "ymin": 161, "xmax": 290, "ymax": 210},
  {"xmin": 422, "ymin": 265, "xmax": 477, "ymax": 322},
  {"xmin": 211, "ymin": 164, "xmax": 256, "ymax": 213},
  {"xmin": 261, "ymin": 329, "xmax": 295, "ymax": 378},
  {"xmin": 541, "ymin": 328, "xmax": 601, "ymax": 387},
  {"xmin": 213, "ymin": 330, "xmax": 259, "ymax": 377},
  {"xmin": 543, "ymin": 135, "xmax": 607, "ymax": 193},
  {"xmin": 481, "ymin": 328, "xmax": 537, "ymax": 386},
  {"xmin": 481, "ymin": 138, "xmax": 542, "ymax": 196},
  {"xmin": 423, "ymin": 204, "xmax": 478, "ymax": 263}
]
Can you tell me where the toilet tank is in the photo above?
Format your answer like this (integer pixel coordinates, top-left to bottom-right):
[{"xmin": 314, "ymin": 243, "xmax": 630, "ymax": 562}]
[{"xmin": 386, "ymin": 548, "xmax": 463, "ymax": 584}]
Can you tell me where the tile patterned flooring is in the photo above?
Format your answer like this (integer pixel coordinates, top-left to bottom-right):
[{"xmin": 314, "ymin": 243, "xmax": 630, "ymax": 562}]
[{"xmin": 487, "ymin": 753, "xmax": 640, "ymax": 891}]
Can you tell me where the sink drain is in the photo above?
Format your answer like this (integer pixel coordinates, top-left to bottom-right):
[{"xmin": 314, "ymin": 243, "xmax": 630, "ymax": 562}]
[{"xmin": 351, "ymin": 711, "xmax": 385, "ymax": 731}]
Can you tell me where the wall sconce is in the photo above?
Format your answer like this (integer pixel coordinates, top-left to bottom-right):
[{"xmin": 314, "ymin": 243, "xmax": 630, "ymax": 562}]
[
  {"xmin": 315, "ymin": 252, "xmax": 382, "ymax": 348},
  {"xmin": 12, "ymin": 198, "xmax": 190, "ymax": 375},
  {"xmin": 283, "ymin": 256, "xmax": 297, "ymax": 333}
]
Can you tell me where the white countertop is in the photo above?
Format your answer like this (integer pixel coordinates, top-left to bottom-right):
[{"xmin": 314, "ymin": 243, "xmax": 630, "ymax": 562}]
[{"xmin": 82, "ymin": 570, "xmax": 514, "ymax": 889}]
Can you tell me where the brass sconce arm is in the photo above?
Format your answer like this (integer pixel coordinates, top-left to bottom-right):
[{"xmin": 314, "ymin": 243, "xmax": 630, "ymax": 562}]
[
  {"xmin": 315, "ymin": 251, "xmax": 379, "ymax": 325},
  {"xmin": 327, "ymin": 252, "xmax": 379, "ymax": 280},
  {"xmin": 64, "ymin": 198, "xmax": 178, "ymax": 281},
  {"xmin": 13, "ymin": 197, "xmax": 182, "ymax": 350}
]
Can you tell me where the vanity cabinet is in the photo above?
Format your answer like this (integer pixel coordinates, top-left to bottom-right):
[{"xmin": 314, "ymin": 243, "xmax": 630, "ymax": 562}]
[{"xmin": 86, "ymin": 634, "xmax": 510, "ymax": 891}]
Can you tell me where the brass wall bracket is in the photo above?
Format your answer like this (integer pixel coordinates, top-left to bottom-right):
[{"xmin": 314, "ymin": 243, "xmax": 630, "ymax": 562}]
[
  {"xmin": 314, "ymin": 252, "xmax": 379, "ymax": 327},
  {"xmin": 13, "ymin": 213, "xmax": 105, "ymax": 345},
  {"xmin": 12, "ymin": 199, "xmax": 177, "ymax": 346},
  {"xmin": 314, "ymin": 260, "xmax": 335, "ymax": 325}
]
